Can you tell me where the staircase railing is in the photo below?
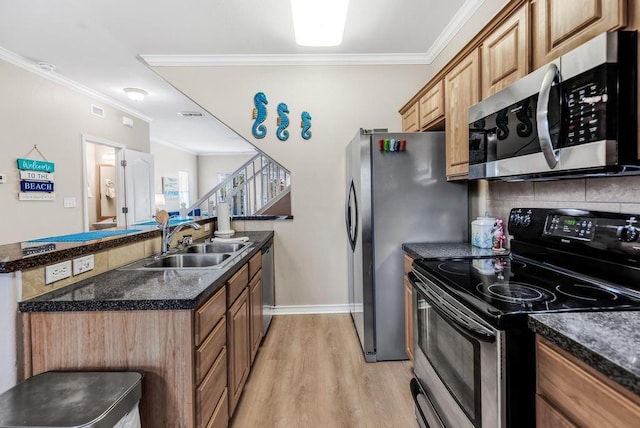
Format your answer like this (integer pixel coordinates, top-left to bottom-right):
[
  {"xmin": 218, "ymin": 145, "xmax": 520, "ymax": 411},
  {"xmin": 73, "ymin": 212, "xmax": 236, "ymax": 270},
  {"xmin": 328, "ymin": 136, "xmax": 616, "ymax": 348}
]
[{"xmin": 187, "ymin": 152, "xmax": 290, "ymax": 217}]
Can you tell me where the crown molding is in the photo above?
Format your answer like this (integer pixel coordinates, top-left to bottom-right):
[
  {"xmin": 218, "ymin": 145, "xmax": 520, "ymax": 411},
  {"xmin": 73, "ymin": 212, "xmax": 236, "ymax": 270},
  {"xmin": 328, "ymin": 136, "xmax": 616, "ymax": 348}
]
[
  {"xmin": 141, "ymin": 52, "xmax": 432, "ymax": 67},
  {"xmin": 424, "ymin": 0, "xmax": 485, "ymax": 63},
  {"xmin": 0, "ymin": 47, "xmax": 152, "ymax": 123}
]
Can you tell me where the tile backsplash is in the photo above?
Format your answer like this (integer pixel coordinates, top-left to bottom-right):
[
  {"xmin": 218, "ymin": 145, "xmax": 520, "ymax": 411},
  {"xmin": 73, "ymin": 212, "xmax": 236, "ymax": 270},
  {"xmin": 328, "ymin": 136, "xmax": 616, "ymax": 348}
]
[{"xmin": 485, "ymin": 176, "xmax": 640, "ymax": 232}]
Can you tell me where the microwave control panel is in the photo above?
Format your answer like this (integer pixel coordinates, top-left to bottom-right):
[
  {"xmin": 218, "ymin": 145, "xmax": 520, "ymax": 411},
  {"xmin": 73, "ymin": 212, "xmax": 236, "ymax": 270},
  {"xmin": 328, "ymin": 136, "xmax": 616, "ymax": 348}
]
[{"xmin": 565, "ymin": 65, "xmax": 612, "ymax": 146}]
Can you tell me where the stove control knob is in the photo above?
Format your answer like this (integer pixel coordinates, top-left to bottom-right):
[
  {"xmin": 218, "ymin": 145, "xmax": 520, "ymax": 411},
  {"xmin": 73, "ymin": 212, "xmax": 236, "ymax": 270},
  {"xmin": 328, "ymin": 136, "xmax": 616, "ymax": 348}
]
[
  {"xmin": 616, "ymin": 225, "xmax": 638, "ymax": 242},
  {"xmin": 521, "ymin": 215, "xmax": 532, "ymax": 227},
  {"xmin": 512, "ymin": 215, "xmax": 522, "ymax": 226}
]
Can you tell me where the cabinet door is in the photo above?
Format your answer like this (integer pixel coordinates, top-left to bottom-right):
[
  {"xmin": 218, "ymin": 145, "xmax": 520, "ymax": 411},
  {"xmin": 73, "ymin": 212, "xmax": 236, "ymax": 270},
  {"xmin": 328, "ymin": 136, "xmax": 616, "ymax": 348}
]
[
  {"xmin": 419, "ymin": 80, "xmax": 445, "ymax": 130},
  {"xmin": 532, "ymin": 0, "xmax": 627, "ymax": 69},
  {"xmin": 445, "ymin": 49, "xmax": 480, "ymax": 180},
  {"xmin": 402, "ymin": 102, "xmax": 420, "ymax": 132},
  {"xmin": 249, "ymin": 273, "xmax": 263, "ymax": 364},
  {"xmin": 227, "ymin": 288, "xmax": 250, "ymax": 416},
  {"xmin": 403, "ymin": 276, "xmax": 414, "ymax": 361},
  {"xmin": 537, "ymin": 396, "xmax": 577, "ymax": 428},
  {"xmin": 482, "ymin": 4, "xmax": 529, "ymax": 98}
]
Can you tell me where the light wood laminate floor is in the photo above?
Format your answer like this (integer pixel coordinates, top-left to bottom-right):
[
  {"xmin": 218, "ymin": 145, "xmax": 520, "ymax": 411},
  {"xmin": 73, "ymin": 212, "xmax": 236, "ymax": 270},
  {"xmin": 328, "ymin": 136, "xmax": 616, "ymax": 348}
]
[{"xmin": 231, "ymin": 314, "xmax": 416, "ymax": 428}]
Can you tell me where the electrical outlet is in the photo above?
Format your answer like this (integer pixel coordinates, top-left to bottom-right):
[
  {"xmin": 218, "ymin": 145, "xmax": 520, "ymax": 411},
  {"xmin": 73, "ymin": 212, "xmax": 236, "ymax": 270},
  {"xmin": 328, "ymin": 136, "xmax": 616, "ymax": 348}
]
[
  {"xmin": 73, "ymin": 255, "xmax": 95, "ymax": 275},
  {"xmin": 204, "ymin": 223, "xmax": 210, "ymax": 232},
  {"xmin": 45, "ymin": 261, "xmax": 72, "ymax": 284}
]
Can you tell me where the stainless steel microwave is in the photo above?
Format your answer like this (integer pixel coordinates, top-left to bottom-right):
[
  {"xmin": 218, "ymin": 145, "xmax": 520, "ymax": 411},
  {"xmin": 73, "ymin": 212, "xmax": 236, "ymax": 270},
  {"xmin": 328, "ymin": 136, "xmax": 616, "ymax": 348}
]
[{"xmin": 468, "ymin": 31, "xmax": 638, "ymax": 181}]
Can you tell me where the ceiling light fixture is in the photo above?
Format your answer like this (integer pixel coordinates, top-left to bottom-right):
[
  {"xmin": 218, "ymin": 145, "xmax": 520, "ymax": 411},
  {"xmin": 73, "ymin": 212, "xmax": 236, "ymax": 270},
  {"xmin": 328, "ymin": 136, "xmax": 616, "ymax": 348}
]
[
  {"xmin": 290, "ymin": 0, "xmax": 349, "ymax": 47},
  {"xmin": 123, "ymin": 87, "xmax": 148, "ymax": 101}
]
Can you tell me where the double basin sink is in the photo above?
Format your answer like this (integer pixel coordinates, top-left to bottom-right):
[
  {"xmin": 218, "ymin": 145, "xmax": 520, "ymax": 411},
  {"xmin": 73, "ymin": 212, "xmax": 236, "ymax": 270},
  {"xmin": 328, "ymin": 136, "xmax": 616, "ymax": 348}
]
[{"xmin": 122, "ymin": 242, "xmax": 250, "ymax": 270}]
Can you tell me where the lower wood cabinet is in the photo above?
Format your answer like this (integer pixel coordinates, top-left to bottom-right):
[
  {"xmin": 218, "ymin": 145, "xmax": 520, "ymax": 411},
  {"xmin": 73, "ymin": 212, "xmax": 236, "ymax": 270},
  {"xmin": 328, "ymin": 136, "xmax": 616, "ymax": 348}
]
[
  {"xmin": 536, "ymin": 335, "xmax": 640, "ymax": 427},
  {"xmin": 227, "ymin": 287, "xmax": 250, "ymax": 416},
  {"xmin": 24, "ymin": 249, "xmax": 269, "ymax": 428}
]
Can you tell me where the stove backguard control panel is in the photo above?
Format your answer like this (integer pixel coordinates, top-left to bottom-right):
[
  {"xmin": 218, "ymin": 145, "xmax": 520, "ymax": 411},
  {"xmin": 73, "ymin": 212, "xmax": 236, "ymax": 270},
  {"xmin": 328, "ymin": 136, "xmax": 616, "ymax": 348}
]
[{"xmin": 509, "ymin": 208, "xmax": 640, "ymax": 256}]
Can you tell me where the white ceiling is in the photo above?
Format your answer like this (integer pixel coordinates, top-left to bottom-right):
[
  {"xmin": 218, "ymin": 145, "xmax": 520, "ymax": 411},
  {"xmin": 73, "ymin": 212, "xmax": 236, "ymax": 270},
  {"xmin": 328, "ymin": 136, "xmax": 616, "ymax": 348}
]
[{"xmin": 0, "ymin": 0, "xmax": 479, "ymax": 155}]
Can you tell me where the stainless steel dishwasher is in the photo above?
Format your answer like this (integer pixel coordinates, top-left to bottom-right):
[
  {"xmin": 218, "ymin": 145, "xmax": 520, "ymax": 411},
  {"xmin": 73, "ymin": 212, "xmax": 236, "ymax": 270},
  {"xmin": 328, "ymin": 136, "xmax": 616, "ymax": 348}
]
[{"xmin": 261, "ymin": 238, "xmax": 275, "ymax": 335}]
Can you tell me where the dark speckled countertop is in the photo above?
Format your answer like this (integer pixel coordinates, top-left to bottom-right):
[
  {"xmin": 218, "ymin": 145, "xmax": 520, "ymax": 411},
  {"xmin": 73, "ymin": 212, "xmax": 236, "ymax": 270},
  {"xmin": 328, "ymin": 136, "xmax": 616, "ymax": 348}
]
[
  {"xmin": 402, "ymin": 242, "xmax": 508, "ymax": 260},
  {"xmin": 529, "ymin": 312, "xmax": 640, "ymax": 395},
  {"xmin": 19, "ymin": 231, "xmax": 273, "ymax": 312}
]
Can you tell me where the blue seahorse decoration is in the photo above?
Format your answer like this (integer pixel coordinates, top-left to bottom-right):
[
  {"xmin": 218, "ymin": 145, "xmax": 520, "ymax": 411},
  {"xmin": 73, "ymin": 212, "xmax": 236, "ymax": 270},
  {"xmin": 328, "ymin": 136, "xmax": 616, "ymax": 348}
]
[
  {"xmin": 252, "ymin": 92, "xmax": 268, "ymax": 139},
  {"xmin": 301, "ymin": 111, "xmax": 312, "ymax": 140},
  {"xmin": 276, "ymin": 102, "xmax": 290, "ymax": 141}
]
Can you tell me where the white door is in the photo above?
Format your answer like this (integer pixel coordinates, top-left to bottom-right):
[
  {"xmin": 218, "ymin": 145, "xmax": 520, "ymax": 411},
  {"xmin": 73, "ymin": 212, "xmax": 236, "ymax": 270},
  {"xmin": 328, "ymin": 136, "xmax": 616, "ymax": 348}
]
[{"xmin": 122, "ymin": 149, "xmax": 155, "ymax": 227}]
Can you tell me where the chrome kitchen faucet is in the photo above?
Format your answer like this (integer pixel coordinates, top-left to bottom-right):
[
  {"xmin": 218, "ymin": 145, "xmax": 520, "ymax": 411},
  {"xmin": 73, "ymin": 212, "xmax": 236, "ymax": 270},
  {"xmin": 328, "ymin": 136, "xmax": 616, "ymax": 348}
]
[{"xmin": 161, "ymin": 217, "xmax": 201, "ymax": 255}]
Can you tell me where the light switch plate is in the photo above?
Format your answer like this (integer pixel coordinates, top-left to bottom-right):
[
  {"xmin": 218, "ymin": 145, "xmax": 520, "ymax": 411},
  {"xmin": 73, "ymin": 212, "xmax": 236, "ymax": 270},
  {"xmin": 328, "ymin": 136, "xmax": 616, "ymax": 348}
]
[
  {"xmin": 63, "ymin": 197, "xmax": 76, "ymax": 208},
  {"xmin": 0, "ymin": 174, "xmax": 6, "ymax": 184},
  {"xmin": 45, "ymin": 261, "xmax": 72, "ymax": 284}
]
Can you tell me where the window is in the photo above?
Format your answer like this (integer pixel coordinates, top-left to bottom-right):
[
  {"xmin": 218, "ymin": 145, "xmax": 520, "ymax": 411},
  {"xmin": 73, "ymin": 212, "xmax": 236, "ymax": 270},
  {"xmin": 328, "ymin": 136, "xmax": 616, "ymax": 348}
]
[{"xmin": 178, "ymin": 171, "xmax": 189, "ymax": 207}]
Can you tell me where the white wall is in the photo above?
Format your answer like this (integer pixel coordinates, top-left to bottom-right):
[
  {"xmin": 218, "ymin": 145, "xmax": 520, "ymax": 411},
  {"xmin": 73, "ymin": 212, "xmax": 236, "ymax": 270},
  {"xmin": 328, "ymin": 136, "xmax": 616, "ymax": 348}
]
[
  {"xmin": 151, "ymin": 141, "xmax": 199, "ymax": 212},
  {"xmin": 197, "ymin": 153, "xmax": 256, "ymax": 199},
  {"xmin": 154, "ymin": 64, "xmax": 431, "ymax": 307},
  {"xmin": 0, "ymin": 59, "xmax": 150, "ymax": 244}
]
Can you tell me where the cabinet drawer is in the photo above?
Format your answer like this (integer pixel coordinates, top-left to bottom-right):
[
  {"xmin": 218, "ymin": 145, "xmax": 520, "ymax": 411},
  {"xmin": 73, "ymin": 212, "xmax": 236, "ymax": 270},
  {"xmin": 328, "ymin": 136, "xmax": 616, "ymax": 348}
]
[
  {"xmin": 536, "ymin": 337, "xmax": 640, "ymax": 427},
  {"xmin": 196, "ymin": 317, "xmax": 226, "ymax": 385},
  {"xmin": 248, "ymin": 251, "xmax": 262, "ymax": 280},
  {"xmin": 227, "ymin": 264, "xmax": 249, "ymax": 306},
  {"xmin": 195, "ymin": 287, "xmax": 226, "ymax": 346},
  {"xmin": 206, "ymin": 388, "xmax": 228, "ymax": 428},
  {"xmin": 197, "ymin": 347, "xmax": 227, "ymax": 428},
  {"xmin": 536, "ymin": 396, "xmax": 576, "ymax": 428}
]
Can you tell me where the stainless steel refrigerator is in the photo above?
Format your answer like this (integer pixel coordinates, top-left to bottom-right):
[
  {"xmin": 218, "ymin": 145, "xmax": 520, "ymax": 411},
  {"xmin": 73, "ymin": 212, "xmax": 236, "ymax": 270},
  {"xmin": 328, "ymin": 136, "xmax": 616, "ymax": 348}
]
[{"xmin": 345, "ymin": 129, "xmax": 468, "ymax": 362}]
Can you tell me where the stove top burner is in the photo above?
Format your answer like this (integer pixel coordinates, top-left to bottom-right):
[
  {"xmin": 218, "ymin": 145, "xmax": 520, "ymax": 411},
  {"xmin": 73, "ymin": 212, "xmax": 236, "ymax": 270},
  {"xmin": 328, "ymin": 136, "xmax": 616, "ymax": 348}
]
[
  {"xmin": 555, "ymin": 283, "xmax": 619, "ymax": 302},
  {"xmin": 476, "ymin": 282, "xmax": 556, "ymax": 304},
  {"xmin": 437, "ymin": 261, "xmax": 472, "ymax": 275}
]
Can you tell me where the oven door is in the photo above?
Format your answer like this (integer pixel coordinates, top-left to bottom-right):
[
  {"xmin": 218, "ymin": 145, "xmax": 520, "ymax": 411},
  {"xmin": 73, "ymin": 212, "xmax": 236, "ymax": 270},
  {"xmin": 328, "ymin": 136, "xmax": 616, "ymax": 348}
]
[{"xmin": 409, "ymin": 272, "xmax": 504, "ymax": 428}]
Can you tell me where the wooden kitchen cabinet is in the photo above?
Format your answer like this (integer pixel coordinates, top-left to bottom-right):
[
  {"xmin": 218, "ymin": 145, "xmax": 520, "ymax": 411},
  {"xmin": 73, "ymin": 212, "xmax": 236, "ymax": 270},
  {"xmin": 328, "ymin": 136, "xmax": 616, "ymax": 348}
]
[
  {"xmin": 535, "ymin": 336, "xmax": 640, "ymax": 427},
  {"xmin": 481, "ymin": 3, "xmax": 530, "ymax": 98},
  {"xmin": 419, "ymin": 80, "xmax": 445, "ymax": 130},
  {"xmin": 25, "ymin": 285, "xmax": 228, "ymax": 427},
  {"xmin": 402, "ymin": 101, "xmax": 420, "ymax": 132},
  {"xmin": 445, "ymin": 48, "xmax": 480, "ymax": 180},
  {"xmin": 403, "ymin": 254, "xmax": 414, "ymax": 361},
  {"xmin": 532, "ymin": 0, "xmax": 627, "ymax": 69},
  {"xmin": 227, "ymin": 287, "xmax": 250, "ymax": 416}
]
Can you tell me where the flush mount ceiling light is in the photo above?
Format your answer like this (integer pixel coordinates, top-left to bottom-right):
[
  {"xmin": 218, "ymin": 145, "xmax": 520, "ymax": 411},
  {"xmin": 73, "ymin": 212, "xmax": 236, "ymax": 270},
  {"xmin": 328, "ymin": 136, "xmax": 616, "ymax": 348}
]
[
  {"xmin": 290, "ymin": 0, "xmax": 349, "ymax": 47},
  {"xmin": 123, "ymin": 87, "xmax": 148, "ymax": 101}
]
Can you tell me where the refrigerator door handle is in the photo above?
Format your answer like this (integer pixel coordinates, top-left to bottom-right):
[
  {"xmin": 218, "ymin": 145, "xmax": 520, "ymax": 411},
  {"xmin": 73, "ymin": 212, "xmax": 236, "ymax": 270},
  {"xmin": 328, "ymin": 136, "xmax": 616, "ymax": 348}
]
[{"xmin": 346, "ymin": 180, "xmax": 358, "ymax": 251}]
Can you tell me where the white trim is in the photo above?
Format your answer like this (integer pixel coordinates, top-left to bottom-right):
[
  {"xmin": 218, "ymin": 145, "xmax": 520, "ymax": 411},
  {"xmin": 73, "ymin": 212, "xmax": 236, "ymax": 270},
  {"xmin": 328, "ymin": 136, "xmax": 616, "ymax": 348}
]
[
  {"xmin": 271, "ymin": 304, "xmax": 350, "ymax": 315},
  {"xmin": 141, "ymin": 0, "xmax": 485, "ymax": 68},
  {"xmin": 424, "ymin": 0, "xmax": 486, "ymax": 63},
  {"xmin": 141, "ymin": 53, "xmax": 432, "ymax": 67},
  {"xmin": 0, "ymin": 47, "xmax": 152, "ymax": 123}
]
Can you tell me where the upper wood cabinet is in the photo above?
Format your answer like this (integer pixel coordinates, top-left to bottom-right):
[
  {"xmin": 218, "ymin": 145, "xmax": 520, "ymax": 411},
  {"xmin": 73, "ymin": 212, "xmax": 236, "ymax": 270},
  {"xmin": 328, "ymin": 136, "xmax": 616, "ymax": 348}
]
[
  {"xmin": 419, "ymin": 80, "xmax": 445, "ymax": 130},
  {"xmin": 402, "ymin": 102, "xmax": 420, "ymax": 132},
  {"xmin": 445, "ymin": 49, "xmax": 480, "ymax": 180},
  {"xmin": 532, "ymin": 0, "xmax": 627, "ymax": 69},
  {"xmin": 481, "ymin": 4, "xmax": 530, "ymax": 98}
]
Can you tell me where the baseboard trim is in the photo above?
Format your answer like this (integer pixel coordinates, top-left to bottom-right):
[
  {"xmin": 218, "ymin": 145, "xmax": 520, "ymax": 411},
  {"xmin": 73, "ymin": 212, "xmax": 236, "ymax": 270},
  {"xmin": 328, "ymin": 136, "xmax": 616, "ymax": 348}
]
[{"xmin": 272, "ymin": 304, "xmax": 350, "ymax": 315}]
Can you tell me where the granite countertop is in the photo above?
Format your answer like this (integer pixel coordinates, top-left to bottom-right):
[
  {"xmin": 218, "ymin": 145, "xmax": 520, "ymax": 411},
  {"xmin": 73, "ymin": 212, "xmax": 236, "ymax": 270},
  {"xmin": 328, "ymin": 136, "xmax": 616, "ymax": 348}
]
[
  {"xmin": 402, "ymin": 242, "xmax": 509, "ymax": 260},
  {"xmin": 529, "ymin": 312, "xmax": 640, "ymax": 395},
  {"xmin": 18, "ymin": 231, "xmax": 273, "ymax": 312},
  {"xmin": 0, "ymin": 218, "xmax": 220, "ymax": 273}
]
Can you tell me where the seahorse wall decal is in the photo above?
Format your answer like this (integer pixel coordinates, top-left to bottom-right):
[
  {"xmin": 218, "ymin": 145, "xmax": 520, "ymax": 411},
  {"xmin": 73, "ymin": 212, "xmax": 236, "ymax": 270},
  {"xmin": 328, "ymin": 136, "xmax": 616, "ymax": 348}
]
[
  {"xmin": 251, "ymin": 92, "xmax": 268, "ymax": 139},
  {"xmin": 301, "ymin": 111, "xmax": 312, "ymax": 140},
  {"xmin": 276, "ymin": 102, "xmax": 290, "ymax": 141}
]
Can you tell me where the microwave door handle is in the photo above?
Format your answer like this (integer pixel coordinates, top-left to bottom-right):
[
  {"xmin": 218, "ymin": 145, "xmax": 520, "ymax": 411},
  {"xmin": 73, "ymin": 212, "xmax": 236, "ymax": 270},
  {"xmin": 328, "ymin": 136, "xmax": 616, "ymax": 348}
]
[
  {"xmin": 411, "ymin": 378, "xmax": 446, "ymax": 428},
  {"xmin": 536, "ymin": 63, "xmax": 560, "ymax": 169},
  {"xmin": 409, "ymin": 274, "xmax": 496, "ymax": 343}
]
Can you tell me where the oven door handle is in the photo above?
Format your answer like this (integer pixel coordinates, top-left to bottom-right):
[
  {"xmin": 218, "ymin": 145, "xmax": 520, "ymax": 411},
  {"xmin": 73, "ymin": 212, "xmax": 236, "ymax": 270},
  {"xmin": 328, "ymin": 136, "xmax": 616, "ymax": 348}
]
[
  {"xmin": 411, "ymin": 378, "xmax": 446, "ymax": 428},
  {"xmin": 409, "ymin": 272, "xmax": 496, "ymax": 343}
]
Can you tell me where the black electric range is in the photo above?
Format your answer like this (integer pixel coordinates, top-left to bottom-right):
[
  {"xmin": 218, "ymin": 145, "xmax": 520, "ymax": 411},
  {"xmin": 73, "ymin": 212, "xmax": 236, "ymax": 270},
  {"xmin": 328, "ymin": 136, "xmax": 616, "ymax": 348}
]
[
  {"xmin": 409, "ymin": 207, "xmax": 640, "ymax": 428},
  {"xmin": 413, "ymin": 207, "xmax": 640, "ymax": 329}
]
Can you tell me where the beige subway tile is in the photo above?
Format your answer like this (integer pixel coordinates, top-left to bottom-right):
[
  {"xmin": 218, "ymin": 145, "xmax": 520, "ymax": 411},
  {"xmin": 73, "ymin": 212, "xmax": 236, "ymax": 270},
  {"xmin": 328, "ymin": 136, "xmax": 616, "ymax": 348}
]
[
  {"xmin": 534, "ymin": 179, "xmax": 585, "ymax": 201},
  {"xmin": 566, "ymin": 202, "xmax": 621, "ymax": 212},
  {"xmin": 586, "ymin": 176, "xmax": 640, "ymax": 202},
  {"xmin": 21, "ymin": 267, "xmax": 45, "ymax": 300},
  {"xmin": 242, "ymin": 220, "xmax": 274, "ymax": 231},
  {"xmin": 108, "ymin": 242, "xmax": 145, "ymax": 268},
  {"xmin": 620, "ymin": 203, "xmax": 640, "ymax": 214},
  {"xmin": 488, "ymin": 181, "xmax": 535, "ymax": 200},
  {"xmin": 145, "ymin": 237, "xmax": 162, "ymax": 256}
]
